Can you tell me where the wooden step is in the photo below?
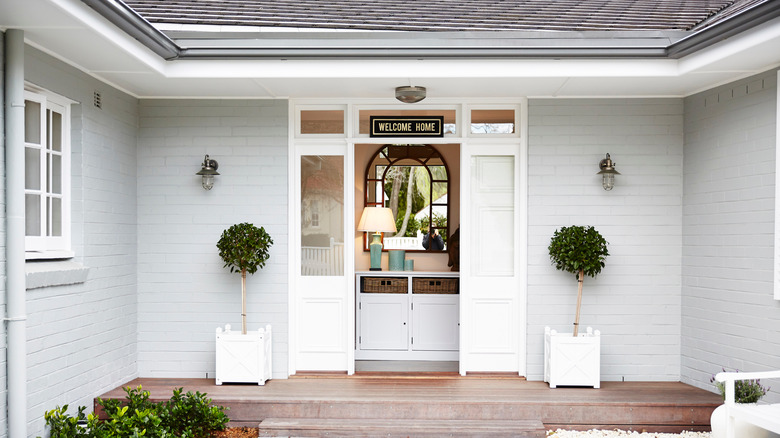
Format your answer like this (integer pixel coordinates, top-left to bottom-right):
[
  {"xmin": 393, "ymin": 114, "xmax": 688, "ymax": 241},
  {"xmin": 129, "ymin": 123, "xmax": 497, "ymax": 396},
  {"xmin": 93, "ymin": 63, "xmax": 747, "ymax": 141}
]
[{"xmin": 258, "ymin": 418, "xmax": 547, "ymax": 437}]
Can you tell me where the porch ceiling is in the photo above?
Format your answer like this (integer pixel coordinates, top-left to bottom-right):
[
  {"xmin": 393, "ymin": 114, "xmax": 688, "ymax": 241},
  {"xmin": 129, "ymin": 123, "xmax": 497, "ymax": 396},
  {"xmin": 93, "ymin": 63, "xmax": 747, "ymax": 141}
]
[{"xmin": 2, "ymin": 0, "xmax": 780, "ymax": 99}]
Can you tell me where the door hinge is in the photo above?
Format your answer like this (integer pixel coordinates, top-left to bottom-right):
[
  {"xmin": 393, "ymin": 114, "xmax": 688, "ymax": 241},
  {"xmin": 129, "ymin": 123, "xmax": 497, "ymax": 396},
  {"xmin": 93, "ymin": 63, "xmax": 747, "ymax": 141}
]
[
  {"xmin": 359, "ymin": 302, "xmax": 362, "ymax": 310},
  {"xmin": 359, "ymin": 336, "xmax": 361, "ymax": 344},
  {"xmin": 411, "ymin": 337, "xmax": 414, "ymax": 345}
]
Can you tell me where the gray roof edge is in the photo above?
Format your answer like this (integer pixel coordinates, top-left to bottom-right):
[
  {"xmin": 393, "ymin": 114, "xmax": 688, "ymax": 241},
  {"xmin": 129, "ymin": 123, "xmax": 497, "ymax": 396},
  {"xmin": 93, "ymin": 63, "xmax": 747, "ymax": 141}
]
[
  {"xmin": 668, "ymin": 0, "xmax": 780, "ymax": 58},
  {"xmin": 80, "ymin": 0, "xmax": 180, "ymax": 59},
  {"xmin": 79, "ymin": 0, "xmax": 779, "ymax": 60}
]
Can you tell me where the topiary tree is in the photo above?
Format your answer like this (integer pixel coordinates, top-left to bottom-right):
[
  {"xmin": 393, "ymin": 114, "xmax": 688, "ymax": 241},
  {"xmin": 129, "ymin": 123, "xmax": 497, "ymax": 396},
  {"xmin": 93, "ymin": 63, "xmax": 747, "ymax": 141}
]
[
  {"xmin": 548, "ymin": 225, "xmax": 609, "ymax": 336},
  {"xmin": 217, "ymin": 222, "xmax": 273, "ymax": 335}
]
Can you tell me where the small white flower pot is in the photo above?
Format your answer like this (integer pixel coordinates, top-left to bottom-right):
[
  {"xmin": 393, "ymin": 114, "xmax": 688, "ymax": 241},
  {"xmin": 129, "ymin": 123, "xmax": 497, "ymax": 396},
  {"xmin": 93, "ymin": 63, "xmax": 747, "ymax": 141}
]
[
  {"xmin": 215, "ymin": 324, "xmax": 272, "ymax": 385},
  {"xmin": 544, "ymin": 326, "xmax": 601, "ymax": 388}
]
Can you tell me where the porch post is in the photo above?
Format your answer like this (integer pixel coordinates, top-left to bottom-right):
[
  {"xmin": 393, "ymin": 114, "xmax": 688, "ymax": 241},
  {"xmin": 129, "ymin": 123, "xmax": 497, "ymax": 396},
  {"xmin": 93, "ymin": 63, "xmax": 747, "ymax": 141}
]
[{"xmin": 4, "ymin": 28, "xmax": 27, "ymax": 438}]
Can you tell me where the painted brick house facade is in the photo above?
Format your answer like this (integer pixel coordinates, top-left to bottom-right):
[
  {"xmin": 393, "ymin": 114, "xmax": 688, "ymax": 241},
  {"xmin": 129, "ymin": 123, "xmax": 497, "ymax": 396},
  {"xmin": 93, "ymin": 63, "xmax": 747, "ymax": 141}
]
[{"xmin": 2, "ymin": 1, "xmax": 780, "ymax": 436}]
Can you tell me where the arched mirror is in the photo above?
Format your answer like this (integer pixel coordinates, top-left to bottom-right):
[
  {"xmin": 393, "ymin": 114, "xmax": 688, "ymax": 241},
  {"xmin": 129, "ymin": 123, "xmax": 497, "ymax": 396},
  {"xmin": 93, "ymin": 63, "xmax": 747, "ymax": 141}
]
[{"xmin": 364, "ymin": 144, "xmax": 449, "ymax": 252}]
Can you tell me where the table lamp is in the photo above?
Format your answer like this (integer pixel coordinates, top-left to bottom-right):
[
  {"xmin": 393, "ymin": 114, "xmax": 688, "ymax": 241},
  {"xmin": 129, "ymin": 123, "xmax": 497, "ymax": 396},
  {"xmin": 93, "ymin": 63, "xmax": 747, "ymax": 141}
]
[{"xmin": 357, "ymin": 207, "xmax": 397, "ymax": 271}]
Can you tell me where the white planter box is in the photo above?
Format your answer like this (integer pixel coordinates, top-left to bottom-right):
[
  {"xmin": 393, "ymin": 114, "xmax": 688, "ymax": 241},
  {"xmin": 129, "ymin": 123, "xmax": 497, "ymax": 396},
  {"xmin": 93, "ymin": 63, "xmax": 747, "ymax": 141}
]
[
  {"xmin": 215, "ymin": 324, "xmax": 272, "ymax": 385},
  {"xmin": 544, "ymin": 326, "xmax": 600, "ymax": 388}
]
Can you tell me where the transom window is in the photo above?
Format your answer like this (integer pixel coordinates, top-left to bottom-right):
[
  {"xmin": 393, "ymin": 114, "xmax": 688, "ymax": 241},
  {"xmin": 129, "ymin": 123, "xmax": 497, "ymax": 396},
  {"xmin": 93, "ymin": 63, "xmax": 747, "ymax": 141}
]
[{"xmin": 24, "ymin": 88, "xmax": 72, "ymax": 259}]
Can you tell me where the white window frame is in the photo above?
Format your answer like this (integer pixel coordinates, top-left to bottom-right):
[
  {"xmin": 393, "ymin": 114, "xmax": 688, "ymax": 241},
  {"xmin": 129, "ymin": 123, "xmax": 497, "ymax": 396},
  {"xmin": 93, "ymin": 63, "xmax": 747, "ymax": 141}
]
[{"xmin": 24, "ymin": 87, "xmax": 73, "ymax": 260}]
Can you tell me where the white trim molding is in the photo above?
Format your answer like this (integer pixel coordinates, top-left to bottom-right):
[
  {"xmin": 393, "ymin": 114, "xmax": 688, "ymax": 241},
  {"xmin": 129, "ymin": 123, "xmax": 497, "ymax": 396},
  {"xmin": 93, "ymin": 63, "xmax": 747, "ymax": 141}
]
[{"xmin": 775, "ymin": 69, "xmax": 780, "ymax": 300}]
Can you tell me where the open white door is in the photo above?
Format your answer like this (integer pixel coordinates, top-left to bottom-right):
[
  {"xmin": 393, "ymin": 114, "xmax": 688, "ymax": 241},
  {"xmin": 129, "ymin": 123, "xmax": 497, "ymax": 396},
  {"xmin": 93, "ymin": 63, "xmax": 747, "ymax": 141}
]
[
  {"xmin": 459, "ymin": 143, "xmax": 526, "ymax": 375},
  {"xmin": 291, "ymin": 144, "xmax": 353, "ymax": 372}
]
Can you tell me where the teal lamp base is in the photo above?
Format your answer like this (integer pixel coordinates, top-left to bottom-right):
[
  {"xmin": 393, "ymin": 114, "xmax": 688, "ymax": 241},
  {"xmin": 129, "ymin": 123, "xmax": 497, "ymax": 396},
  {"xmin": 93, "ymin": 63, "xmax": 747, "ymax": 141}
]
[{"xmin": 369, "ymin": 232, "xmax": 383, "ymax": 271}]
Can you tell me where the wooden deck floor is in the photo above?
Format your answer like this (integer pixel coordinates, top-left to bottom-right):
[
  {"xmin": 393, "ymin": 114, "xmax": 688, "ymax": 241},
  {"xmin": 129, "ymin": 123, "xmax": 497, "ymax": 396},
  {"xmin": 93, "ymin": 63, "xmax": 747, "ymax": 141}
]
[{"xmin": 96, "ymin": 376, "xmax": 721, "ymax": 434}]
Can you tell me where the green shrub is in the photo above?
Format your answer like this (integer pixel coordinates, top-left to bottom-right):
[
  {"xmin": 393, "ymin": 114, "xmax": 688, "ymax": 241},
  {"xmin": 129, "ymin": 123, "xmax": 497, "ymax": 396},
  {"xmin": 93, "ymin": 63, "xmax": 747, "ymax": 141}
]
[
  {"xmin": 39, "ymin": 386, "xmax": 230, "ymax": 438},
  {"xmin": 164, "ymin": 388, "xmax": 230, "ymax": 438}
]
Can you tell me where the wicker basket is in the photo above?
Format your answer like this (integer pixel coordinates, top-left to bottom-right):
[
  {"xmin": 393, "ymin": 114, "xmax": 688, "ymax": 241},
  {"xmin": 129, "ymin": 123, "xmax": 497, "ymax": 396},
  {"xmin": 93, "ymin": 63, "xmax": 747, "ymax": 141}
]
[
  {"xmin": 361, "ymin": 277, "xmax": 408, "ymax": 293},
  {"xmin": 412, "ymin": 277, "xmax": 459, "ymax": 294}
]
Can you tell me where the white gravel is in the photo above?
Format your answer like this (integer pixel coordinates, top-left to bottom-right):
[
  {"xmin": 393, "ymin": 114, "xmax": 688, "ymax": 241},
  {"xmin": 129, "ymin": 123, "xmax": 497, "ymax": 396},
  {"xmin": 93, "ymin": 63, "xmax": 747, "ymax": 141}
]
[{"xmin": 547, "ymin": 430, "xmax": 710, "ymax": 438}]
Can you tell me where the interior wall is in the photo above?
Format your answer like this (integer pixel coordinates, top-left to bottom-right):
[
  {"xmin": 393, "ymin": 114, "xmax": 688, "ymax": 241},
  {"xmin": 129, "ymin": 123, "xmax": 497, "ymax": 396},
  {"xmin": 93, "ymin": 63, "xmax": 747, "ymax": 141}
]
[
  {"xmin": 354, "ymin": 143, "xmax": 460, "ymax": 272},
  {"xmin": 23, "ymin": 45, "xmax": 139, "ymax": 437},
  {"xmin": 136, "ymin": 99, "xmax": 289, "ymax": 380},
  {"xmin": 526, "ymin": 98, "xmax": 684, "ymax": 382},
  {"xmin": 681, "ymin": 69, "xmax": 780, "ymax": 403}
]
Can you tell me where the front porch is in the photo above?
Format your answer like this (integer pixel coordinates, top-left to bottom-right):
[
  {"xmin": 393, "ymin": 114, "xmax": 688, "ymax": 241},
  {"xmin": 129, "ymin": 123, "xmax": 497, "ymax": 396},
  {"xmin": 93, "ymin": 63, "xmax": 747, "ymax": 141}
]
[{"xmin": 96, "ymin": 376, "xmax": 721, "ymax": 436}]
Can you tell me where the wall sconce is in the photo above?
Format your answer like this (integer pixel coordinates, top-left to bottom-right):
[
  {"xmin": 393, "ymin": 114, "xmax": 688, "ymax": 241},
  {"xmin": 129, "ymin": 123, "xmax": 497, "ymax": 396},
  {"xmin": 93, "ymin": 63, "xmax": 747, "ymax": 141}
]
[
  {"xmin": 357, "ymin": 207, "xmax": 398, "ymax": 271},
  {"xmin": 597, "ymin": 153, "xmax": 620, "ymax": 191},
  {"xmin": 196, "ymin": 154, "xmax": 219, "ymax": 190},
  {"xmin": 395, "ymin": 86, "xmax": 426, "ymax": 103}
]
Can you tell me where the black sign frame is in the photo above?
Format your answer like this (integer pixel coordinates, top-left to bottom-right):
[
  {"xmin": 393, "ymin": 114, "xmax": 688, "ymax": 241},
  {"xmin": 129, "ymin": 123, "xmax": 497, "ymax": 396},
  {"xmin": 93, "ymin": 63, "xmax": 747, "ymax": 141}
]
[{"xmin": 370, "ymin": 116, "xmax": 444, "ymax": 137}]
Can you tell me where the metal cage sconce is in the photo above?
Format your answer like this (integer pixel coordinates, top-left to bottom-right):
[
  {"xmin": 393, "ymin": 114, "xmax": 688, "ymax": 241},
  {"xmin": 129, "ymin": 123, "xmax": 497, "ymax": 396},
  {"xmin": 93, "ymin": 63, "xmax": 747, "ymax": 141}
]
[
  {"xmin": 597, "ymin": 153, "xmax": 620, "ymax": 191},
  {"xmin": 196, "ymin": 154, "xmax": 219, "ymax": 190}
]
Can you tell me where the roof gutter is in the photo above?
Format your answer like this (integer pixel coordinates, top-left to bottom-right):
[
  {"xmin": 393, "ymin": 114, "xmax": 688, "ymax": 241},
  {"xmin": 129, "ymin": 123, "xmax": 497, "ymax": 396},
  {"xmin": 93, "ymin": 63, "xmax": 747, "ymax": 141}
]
[
  {"xmin": 668, "ymin": 0, "xmax": 780, "ymax": 58},
  {"xmin": 80, "ymin": 0, "xmax": 180, "ymax": 60}
]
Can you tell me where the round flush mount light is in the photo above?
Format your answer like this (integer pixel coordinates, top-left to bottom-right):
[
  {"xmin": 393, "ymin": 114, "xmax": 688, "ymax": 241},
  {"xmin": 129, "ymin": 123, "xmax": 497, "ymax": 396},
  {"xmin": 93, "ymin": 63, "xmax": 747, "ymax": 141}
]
[{"xmin": 395, "ymin": 86, "xmax": 426, "ymax": 103}]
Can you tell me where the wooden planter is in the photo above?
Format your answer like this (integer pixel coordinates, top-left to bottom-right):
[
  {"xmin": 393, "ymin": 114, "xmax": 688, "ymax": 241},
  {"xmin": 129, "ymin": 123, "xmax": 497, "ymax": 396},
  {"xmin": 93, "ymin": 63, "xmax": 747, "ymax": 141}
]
[
  {"xmin": 215, "ymin": 324, "xmax": 272, "ymax": 385},
  {"xmin": 544, "ymin": 326, "xmax": 600, "ymax": 388}
]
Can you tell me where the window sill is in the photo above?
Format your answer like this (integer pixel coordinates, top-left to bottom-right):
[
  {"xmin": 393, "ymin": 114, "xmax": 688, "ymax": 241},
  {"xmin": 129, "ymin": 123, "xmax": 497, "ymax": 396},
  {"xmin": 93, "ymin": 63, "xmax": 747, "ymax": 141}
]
[{"xmin": 26, "ymin": 260, "xmax": 89, "ymax": 290}]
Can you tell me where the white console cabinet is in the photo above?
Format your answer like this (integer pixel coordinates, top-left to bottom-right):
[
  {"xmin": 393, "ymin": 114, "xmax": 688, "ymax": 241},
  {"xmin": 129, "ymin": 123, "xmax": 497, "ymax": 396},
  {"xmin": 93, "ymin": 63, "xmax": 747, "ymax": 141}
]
[{"xmin": 356, "ymin": 271, "xmax": 459, "ymax": 361}]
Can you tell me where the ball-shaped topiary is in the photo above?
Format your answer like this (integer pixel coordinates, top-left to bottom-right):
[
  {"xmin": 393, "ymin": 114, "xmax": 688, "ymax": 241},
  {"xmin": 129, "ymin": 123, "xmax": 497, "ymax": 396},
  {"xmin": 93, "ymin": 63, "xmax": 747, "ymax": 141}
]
[
  {"xmin": 548, "ymin": 225, "xmax": 609, "ymax": 336},
  {"xmin": 217, "ymin": 222, "xmax": 273, "ymax": 334}
]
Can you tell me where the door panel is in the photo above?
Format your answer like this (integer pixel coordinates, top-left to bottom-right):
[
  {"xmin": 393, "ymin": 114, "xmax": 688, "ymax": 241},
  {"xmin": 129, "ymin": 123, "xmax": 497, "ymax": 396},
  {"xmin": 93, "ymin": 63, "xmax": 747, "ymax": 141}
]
[
  {"xmin": 294, "ymin": 148, "xmax": 351, "ymax": 372},
  {"xmin": 460, "ymin": 144, "xmax": 524, "ymax": 374},
  {"xmin": 412, "ymin": 295, "xmax": 459, "ymax": 351},
  {"xmin": 360, "ymin": 294, "xmax": 409, "ymax": 350}
]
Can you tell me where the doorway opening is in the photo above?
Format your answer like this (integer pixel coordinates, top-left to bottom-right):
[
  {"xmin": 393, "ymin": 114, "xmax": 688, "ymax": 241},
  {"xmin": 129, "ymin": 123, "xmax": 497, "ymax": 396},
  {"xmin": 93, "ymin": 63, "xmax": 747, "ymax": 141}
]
[{"xmin": 354, "ymin": 143, "xmax": 461, "ymax": 374}]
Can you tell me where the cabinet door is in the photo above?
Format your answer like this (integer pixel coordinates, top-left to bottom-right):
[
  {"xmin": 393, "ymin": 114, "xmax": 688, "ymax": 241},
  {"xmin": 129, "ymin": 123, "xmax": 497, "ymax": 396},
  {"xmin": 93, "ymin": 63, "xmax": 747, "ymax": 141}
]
[
  {"xmin": 412, "ymin": 295, "xmax": 459, "ymax": 351},
  {"xmin": 359, "ymin": 294, "xmax": 408, "ymax": 350}
]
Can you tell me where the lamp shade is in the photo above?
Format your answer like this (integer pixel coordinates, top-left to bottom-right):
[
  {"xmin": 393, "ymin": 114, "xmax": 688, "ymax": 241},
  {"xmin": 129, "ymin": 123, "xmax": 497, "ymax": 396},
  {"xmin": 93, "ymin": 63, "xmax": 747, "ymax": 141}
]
[{"xmin": 358, "ymin": 207, "xmax": 397, "ymax": 233}]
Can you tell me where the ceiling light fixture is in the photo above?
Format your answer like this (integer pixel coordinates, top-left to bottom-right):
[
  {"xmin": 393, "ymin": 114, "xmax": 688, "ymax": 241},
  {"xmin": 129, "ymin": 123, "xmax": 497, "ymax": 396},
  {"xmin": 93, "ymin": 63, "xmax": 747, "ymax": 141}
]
[{"xmin": 395, "ymin": 86, "xmax": 426, "ymax": 103}]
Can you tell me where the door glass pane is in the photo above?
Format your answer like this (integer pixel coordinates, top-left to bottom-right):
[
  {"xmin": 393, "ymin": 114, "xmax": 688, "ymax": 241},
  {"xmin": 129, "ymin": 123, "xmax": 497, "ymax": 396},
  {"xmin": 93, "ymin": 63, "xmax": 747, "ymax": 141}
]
[
  {"xmin": 471, "ymin": 109, "xmax": 515, "ymax": 134},
  {"xmin": 301, "ymin": 110, "xmax": 344, "ymax": 134},
  {"xmin": 24, "ymin": 100, "xmax": 41, "ymax": 144},
  {"xmin": 470, "ymin": 156, "xmax": 515, "ymax": 276},
  {"xmin": 301, "ymin": 155, "xmax": 344, "ymax": 276},
  {"xmin": 26, "ymin": 147, "xmax": 41, "ymax": 190},
  {"xmin": 26, "ymin": 194, "xmax": 41, "ymax": 236}
]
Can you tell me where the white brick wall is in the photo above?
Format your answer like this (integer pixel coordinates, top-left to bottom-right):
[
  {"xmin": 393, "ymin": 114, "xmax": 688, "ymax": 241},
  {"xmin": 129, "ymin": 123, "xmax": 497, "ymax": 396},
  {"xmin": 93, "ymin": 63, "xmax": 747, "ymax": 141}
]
[
  {"xmin": 23, "ymin": 46, "xmax": 138, "ymax": 437},
  {"xmin": 682, "ymin": 70, "xmax": 780, "ymax": 403},
  {"xmin": 527, "ymin": 98, "xmax": 684, "ymax": 382},
  {"xmin": 136, "ymin": 99, "xmax": 289, "ymax": 379}
]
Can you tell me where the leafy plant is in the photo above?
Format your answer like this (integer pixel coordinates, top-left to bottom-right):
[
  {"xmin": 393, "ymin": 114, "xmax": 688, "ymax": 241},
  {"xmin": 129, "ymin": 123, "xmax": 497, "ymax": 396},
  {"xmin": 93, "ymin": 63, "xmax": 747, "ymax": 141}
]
[
  {"xmin": 164, "ymin": 388, "xmax": 230, "ymax": 438},
  {"xmin": 44, "ymin": 405, "xmax": 95, "ymax": 438},
  {"xmin": 39, "ymin": 386, "xmax": 229, "ymax": 438},
  {"xmin": 548, "ymin": 225, "xmax": 609, "ymax": 336},
  {"xmin": 710, "ymin": 369, "xmax": 770, "ymax": 404},
  {"xmin": 217, "ymin": 222, "xmax": 273, "ymax": 334}
]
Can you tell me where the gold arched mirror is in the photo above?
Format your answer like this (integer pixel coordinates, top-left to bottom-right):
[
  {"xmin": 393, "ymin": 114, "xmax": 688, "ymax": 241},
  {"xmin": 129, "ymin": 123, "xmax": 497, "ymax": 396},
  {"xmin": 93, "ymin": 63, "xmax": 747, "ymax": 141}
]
[{"xmin": 364, "ymin": 144, "xmax": 449, "ymax": 252}]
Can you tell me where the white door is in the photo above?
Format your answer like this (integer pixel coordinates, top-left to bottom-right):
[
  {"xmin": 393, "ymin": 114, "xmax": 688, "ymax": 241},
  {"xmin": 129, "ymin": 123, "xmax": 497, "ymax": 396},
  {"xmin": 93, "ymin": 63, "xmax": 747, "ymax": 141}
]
[
  {"xmin": 292, "ymin": 145, "xmax": 352, "ymax": 372},
  {"xmin": 359, "ymin": 294, "xmax": 409, "ymax": 350},
  {"xmin": 460, "ymin": 143, "xmax": 526, "ymax": 375},
  {"xmin": 412, "ymin": 294, "xmax": 459, "ymax": 351}
]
